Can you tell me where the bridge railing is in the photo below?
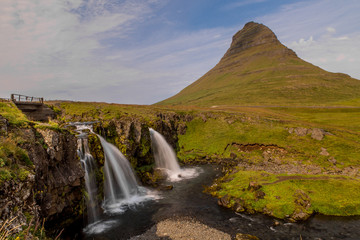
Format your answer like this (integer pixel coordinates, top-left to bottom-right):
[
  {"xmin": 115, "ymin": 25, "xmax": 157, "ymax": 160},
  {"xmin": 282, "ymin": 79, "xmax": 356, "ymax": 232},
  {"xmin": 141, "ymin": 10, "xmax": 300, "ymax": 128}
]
[{"xmin": 11, "ymin": 94, "xmax": 44, "ymax": 104}]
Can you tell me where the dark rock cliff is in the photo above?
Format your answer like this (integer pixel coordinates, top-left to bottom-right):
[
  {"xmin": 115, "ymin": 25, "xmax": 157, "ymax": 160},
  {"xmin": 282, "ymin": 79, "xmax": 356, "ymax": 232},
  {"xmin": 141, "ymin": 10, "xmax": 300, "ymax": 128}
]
[{"xmin": 0, "ymin": 123, "xmax": 84, "ymax": 234}]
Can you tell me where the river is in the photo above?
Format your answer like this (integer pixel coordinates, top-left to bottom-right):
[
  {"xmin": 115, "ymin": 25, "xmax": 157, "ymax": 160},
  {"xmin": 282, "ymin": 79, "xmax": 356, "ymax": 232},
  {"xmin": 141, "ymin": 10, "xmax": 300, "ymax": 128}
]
[{"xmin": 65, "ymin": 165, "xmax": 360, "ymax": 240}]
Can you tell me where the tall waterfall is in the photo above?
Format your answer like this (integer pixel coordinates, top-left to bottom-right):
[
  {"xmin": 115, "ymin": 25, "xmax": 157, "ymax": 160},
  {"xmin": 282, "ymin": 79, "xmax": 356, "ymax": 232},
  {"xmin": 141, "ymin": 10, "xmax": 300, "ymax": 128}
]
[
  {"xmin": 96, "ymin": 135, "xmax": 139, "ymax": 210},
  {"xmin": 149, "ymin": 128, "xmax": 200, "ymax": 181},
  {"xmin": 75, "ymin": 124, "xmax": 100, "ymax": 225}
]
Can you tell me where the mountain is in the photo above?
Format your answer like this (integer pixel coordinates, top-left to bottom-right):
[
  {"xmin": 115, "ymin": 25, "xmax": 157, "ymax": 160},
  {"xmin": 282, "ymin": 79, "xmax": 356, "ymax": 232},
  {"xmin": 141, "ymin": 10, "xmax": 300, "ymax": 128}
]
[{"xmin": 157, "ymin": 22, "xmax": 360, "ymax": 107}]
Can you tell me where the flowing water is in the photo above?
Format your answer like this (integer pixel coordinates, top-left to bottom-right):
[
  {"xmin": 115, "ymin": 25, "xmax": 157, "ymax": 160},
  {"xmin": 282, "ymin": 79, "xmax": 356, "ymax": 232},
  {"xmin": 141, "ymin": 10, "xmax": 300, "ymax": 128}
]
[
  {"xmin": 97, "ymin": 135, "xmax": 139, "ymax": 209},
  {"xmin": 78, "ymin": 137, "xmax": 100, "ymax": 224},
  {"xmin": 74, "ymin": 123, "xmax": 100, "ymax": 225},
  {"xmin": 149, "ymin": 128, "xmax": 200, "ymax": 181},
  {"xmin": 68, "ymin": 124, "xmax": 360, "ymax": 239},
  {"xmin": 72, "ymin": 122, "xmax": 158, "ymax": 234},
  {"xmin": 66, "ymin": 164, "xmax": 360, "ymax": 240}
]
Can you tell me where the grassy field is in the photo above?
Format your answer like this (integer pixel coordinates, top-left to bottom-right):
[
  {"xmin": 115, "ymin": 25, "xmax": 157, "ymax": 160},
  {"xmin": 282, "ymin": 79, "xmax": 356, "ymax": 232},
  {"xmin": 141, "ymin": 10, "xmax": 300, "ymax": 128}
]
[
  {"xmin": 211, "ymin": 170, "xmax": 360, "ymax": 219},
  {"xmin": 2, "ymin": 100, "xmax": 360, "ymax": 220}
]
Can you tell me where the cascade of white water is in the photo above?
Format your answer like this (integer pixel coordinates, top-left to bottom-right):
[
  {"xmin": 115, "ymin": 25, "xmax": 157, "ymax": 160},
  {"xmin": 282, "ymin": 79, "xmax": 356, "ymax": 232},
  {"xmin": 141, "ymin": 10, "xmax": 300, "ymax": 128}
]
[
  {"xmin": 149, "ymin": 128, "xmax": 181, "ymax": 173},
  {"xmin": 76, "ymin": 127, "xmax": 100, "ymax": 224},
  {"xmin": 96, "ymin": 135, "xmax": 139, "ymax": 207},
  {"xmin": 149, "ymin": 128, "xmax": 201, "ymax": 182}
]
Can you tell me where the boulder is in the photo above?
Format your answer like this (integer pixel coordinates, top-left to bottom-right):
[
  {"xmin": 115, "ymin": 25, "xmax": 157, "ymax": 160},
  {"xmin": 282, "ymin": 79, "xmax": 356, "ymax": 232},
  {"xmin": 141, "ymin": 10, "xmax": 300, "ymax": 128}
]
[
  {"xmin": 311, "ymin": 128, "xmax": 325, "ymax": 141},
  {"xmin": 218, "ymin": 194, "xmax": 231, "ymax": 207},
  {"xmin": 247, "ymin": 182, "xmax": 262, "ymax": 192},
  {"xmin": 320, "ymin": 147, "xmax": 330, "ymax": 156}
]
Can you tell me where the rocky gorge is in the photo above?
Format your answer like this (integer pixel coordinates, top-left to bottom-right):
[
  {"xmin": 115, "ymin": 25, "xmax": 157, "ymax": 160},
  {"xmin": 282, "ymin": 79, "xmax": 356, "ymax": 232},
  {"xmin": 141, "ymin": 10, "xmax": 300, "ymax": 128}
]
[{"xmin": 1, "ymin": 100, "xmax": 360, "ymax": 239}]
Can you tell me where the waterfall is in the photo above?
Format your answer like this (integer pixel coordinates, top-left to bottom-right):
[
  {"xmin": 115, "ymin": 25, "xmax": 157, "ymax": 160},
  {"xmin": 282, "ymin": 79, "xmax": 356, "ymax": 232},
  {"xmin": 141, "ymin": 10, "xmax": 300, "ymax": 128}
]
[
  {"xmin": 96, "ymin": 135, "xmax": 139, "ymax": 209},
  {"xmin": 149, "ymin": 128, "xmax": 181, "ymax": 173},
  {"xmin": 71, "ymin": 122, "xmax": 159, "ymax": 233},
  {"xmin": 149, "ymin": 128, "xmax": 200, "ymax": 181},
  {"xmin": 75, "ymin": 124, "xmax": 100, "ymax": 225}
]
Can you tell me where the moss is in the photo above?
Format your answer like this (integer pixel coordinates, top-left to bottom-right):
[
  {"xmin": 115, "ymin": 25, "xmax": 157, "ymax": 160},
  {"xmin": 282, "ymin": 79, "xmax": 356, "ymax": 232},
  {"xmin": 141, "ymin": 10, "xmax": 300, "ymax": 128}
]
[
  {"xmin": 213, "ymin": 170, "xmax": 360, "ymax": 219},
  {"xmin": 0, "ymin": 102, "xmax": 29, "ymax": 127},
  {"xmin": 18, "ymin": 168, "xmax": 30, "ymax": 181},
  {"xmin": 0, "ymin": 168, "xmax": 12, "ymax": 183}
]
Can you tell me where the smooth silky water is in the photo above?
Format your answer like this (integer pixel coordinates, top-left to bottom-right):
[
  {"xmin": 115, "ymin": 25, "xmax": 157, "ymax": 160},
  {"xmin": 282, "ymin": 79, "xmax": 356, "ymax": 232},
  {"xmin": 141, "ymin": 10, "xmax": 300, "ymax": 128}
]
[
  {"xmin": 71, "ymin": 123, "xmax": 159, "ymax": 236},
  {"xmin": 149, "ymin": 128, "xmax": 200, "ymax": 181},
  {"xmin": 66, "ymin": 164, "xmax": 360, "ymax": 240},
  {"xmin": 67, "ymin": 124, "xmax": 360, "ymax": 239}
]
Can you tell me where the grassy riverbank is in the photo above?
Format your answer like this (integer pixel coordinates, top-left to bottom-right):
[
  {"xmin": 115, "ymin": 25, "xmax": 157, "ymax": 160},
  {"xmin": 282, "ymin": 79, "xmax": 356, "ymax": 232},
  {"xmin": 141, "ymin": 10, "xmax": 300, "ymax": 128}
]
[{"xmin": 5, "ymin": 101, "xmax": 359, "ymax": 221}]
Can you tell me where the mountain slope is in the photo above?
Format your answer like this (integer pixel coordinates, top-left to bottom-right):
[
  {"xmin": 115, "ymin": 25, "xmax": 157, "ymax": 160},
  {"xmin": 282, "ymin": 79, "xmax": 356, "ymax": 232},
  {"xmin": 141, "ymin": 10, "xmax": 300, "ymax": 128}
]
[{"xmin": 157, "ymin": 22, "xmax": 360, "ymax": 107}]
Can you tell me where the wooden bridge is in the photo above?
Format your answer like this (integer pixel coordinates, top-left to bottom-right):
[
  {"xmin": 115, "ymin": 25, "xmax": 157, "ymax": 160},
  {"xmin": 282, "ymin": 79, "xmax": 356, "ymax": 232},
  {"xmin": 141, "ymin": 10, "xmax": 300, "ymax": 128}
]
[
  {"xmin": 11, "ymin": 94, "xmax": 44, "ymax": 104},
  {"xmin": 9, "ymin": 94, "xmax": 54, "ymax": 122}
]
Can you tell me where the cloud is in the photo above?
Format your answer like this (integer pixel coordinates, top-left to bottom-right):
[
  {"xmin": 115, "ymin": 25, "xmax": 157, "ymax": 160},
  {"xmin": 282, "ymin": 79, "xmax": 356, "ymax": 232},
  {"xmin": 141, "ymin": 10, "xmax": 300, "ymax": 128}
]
[
  {"xmin": 0, "ymin": 0, "xmax": 164, "ymax": 102},
  {"xmin": 257, "ymin": 0, "xmax": 360, "ymax": 79},
  {"xmin": 326, "ymin": 27, "xmax": 336, "ymax": 33}
]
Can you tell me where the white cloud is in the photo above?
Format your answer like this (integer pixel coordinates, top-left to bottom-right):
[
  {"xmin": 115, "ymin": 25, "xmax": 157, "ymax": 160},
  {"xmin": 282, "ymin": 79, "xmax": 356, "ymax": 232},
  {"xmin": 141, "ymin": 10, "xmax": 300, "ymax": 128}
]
[
  {"xmin": 0, "ymin": 0, "xmax": 165, "ymax": 103},
  {"xmin": 258, "ymin": 0, "xmax": 360, "ymax": 79},
  {"xmin": 327, "ymin": 27, "xmax": 336, "ymax": 33}
]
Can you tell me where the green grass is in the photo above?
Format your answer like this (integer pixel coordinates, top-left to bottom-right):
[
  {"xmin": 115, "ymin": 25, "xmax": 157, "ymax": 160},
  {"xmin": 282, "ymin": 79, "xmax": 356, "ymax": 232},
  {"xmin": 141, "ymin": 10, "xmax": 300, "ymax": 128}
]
[
  {"xmin": 49, "ymin": 101, "xmax": 165, "ymax": 123},
  {"xmin": 213, "ymin": 170, "xmax": 360, "ymax": 219},
  {"xmin": 0, "ymin": 102, "xmax": 29, "ymax": 126},
  {"xmin": 177, "ymin": 113, "xmax": 360, "ymax": 168},
  {"xmin": 269, "ymin": 107, "xmax": 360, "ymax": 132}
]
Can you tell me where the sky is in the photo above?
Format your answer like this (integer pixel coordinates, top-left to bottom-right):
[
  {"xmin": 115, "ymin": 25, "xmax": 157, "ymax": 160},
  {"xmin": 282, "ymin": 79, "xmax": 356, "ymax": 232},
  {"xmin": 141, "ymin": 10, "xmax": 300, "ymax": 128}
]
[{"xmin": 1, "ymin": 0, "xmax": 359, "ymax": 104}]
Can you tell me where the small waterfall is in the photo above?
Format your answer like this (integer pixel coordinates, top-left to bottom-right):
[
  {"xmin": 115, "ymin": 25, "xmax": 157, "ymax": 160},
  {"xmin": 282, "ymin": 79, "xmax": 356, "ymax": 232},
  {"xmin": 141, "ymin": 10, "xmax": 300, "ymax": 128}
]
[
  {"xmin": 78, "ymin": 138, "xmax": 100, "ymax": 224},
  {"xmin": 149, "ymin": 128, "xmax": 200, "ymax": 181},
  {"xmin": 74, "ymin": 123, "xmax": 100, "ymax": 225},
  {"xmin": 96, "ymin": 135, "xmax": 139, "ymax": 211},
  {"xmin": 149, "ymin": 128, "xmax": 181, "ymax": 173}
]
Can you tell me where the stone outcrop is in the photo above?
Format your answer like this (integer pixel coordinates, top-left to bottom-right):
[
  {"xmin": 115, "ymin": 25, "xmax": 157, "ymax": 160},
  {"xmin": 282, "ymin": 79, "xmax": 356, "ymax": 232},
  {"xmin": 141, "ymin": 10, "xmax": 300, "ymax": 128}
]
[
  {"xmin": 223, "ymin": 21, "xmax": 296, "ymax": 59},
  {"xmin": 0, "ymin": 125, "xmax": 84, "ymax": 234},
  {"xmin": 288, "ymin": 127, "xmax": 331, "ymax": 141}
]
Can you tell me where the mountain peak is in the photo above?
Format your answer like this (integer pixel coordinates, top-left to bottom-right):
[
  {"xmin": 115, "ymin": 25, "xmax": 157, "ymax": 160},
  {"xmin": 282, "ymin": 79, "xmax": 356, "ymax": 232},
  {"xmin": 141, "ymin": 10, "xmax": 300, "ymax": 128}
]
[
  {"xmin": 224, "ymin": 21, "xmax": 295, "ymax": 59},
  {"xmin": 157, "ymin": 22, "xmax": 360, "ymax": 107}
]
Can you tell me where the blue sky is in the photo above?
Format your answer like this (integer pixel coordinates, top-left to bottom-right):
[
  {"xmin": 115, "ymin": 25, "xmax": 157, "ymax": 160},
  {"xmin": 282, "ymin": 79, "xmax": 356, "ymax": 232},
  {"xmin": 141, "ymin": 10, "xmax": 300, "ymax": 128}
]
[{"xmin": 1, "ymin": 0, "xmax": 359, "ymax": 104}]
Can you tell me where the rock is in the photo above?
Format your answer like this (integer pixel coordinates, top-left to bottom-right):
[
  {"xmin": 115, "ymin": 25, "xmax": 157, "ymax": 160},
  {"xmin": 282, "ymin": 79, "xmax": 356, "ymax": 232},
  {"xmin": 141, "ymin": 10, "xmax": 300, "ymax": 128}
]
[
  {"xmin": 234, "ymin": 199, "xmax": 246, "ymax": 212},
  {"xmin": 0, "ymin": 115, "xmax": 8, "ymax": 135},
  {"xmin": 293, "ymin": 189, "xmax": 311, "ymax": 209},
  {"xmin": 320, "ymin": 147, "xmax": 330, "ymax": 156},
  {"xmin": 255, "ymin": 190, "xmax": 265, "ymax": 200},
  {"xmin": 311, "ymin": 128, "xmax": 325, "ymax": 141},
  {"xmin": 288, "ymin": 127, "xmax": 294, "ymax": 134},
  {"xmin": 289, "ymin": 209, "xmax": 311, "ymax": 222},
  {"xmin": 236, "ymin": 233, "xmax": 260, "ymax": 240},
  {"xmin": 157, "ymin": 185, "xmax": 174, "ymax": 191},
  {"xmin": 328, "ymin": 157, "xmax": 337, "ymax": 165},
  {"xmin": 294, "ymin": 127, "xmax": 309, "ymax": 137},
  {"xmin": 247, "ymin": 182, "xmax": 262, "ymax": 191},
  {"xmin": 218, "ymin": 194, "xmax": 231, "ymax": 207},
  {"xmin": 273, "ymin": 220, "xmax": 281, "ymax": 226},
  {"xmin": 262, "ymin": 151, "xmax": 271, "ymax": 162},
  {"xmin": 230, "ymin": 152, "xmax": 237, "ymax": 159}
]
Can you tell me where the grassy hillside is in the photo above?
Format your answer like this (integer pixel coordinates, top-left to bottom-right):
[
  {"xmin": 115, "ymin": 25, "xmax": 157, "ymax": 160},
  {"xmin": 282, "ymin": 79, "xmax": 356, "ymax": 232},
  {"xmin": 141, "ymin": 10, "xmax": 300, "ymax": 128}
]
[
  {"xmin": 45, "ymin": 101, "xmax": 360, "ymax": 220},
  {"xmin": 157, "ymin": 22, "xmax": 360, "ymax": 107}
]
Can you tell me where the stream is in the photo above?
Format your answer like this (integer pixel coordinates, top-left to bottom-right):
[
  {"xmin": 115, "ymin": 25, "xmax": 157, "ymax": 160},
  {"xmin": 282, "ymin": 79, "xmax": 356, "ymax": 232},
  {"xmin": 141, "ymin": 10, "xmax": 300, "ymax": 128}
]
[{"xmin": 66, "ymin": 165, "xmax": 360, "ymax": 240}]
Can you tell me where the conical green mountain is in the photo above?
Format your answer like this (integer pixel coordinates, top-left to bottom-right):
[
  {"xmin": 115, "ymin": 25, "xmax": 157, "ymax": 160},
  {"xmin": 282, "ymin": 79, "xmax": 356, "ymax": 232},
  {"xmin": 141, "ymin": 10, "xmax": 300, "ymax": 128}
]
[{"xmin": 157, "ymin": 22, "xmax": 360, "ymax": 107}]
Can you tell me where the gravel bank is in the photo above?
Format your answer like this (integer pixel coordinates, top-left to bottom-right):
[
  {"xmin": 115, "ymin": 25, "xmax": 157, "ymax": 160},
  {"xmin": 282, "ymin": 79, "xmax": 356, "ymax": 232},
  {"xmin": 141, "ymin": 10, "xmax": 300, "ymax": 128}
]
[{"xmin": 130, "ymin": 217, "xmax": 231, "ymax": 240}]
